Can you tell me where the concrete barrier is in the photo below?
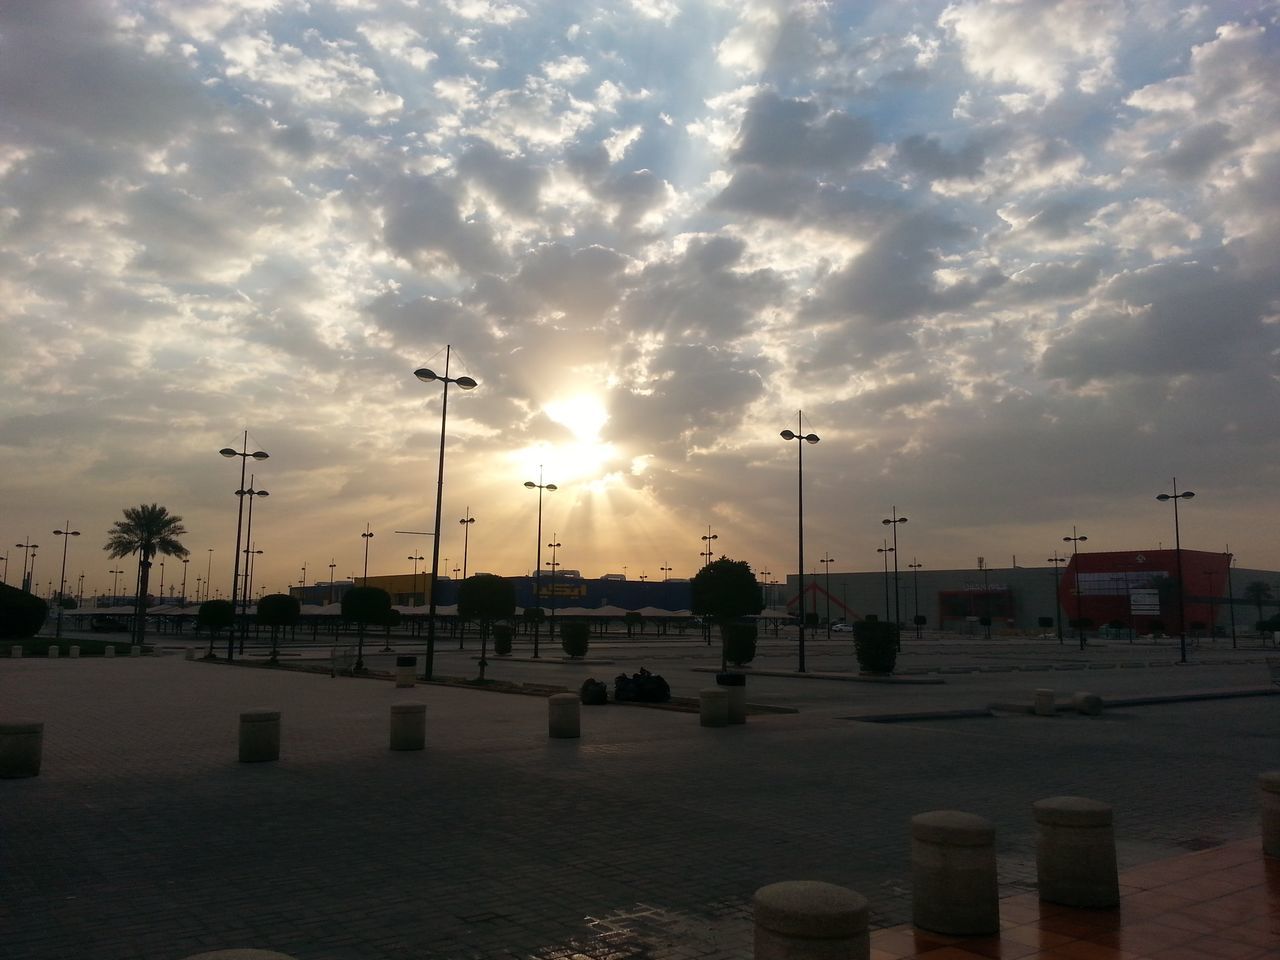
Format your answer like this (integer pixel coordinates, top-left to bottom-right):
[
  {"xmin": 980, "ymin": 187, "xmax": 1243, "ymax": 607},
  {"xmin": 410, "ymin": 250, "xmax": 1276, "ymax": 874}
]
[
  {"xmin": 104, "ymin": 645, "xmax": 116, "ymax": 658},
  {"xmin": 911, "ymin": 810, "xmax": 999, "ymax": 935},
  {"xmin": 0, "ymin": 720, "xmax": 44, "ymax": 778},
  {"xmin": 1033, "ymin": 796, "xmax": 1119, "ymax": 907},
  {"xmin": 548, "ymin": 693, "xmax": 580, "ymax": 739},
  {"xmin": 69, "ymin": 645, "xmax": 80, "ymax": 658},
  {"xmin": 717, "ymin": 671, "xmax": 747, "ymax": 724},
  {"xmin": 1261, "ymin": 771, "xmax": 1280, "ymax": 858},
  {"xmin": 1072, "ymin": 692, "xmax": 1103, "ymax": 716},
  {"xmin": 1033, "ymin": 689, "xmax": 1055, "ymax": 716},
  {"xmin": 129, "ymin": 645, "xmax": 141, "ymax": 657},
  {"xmin": 699, "ymin": 687, "xmax": 729, "ymax": 728},
  {"xmin": 390, "ymin": 703, "xmax": 426, "ymax": 751},
  {"xmin": 238, "ymin": 710, "xmax": 281, "ymax": 763},
  {"xmin": 753, "ymin": 880, "xmax": 869, "ymax": 959},
  {"xmin": 9, "ymin": 645, "xmax": 21, "ymax": 658},
  {"xmin": 186, "ymin": 648, "xmax": 197, "ymax": 660},
  {"xmin": 47, "ymin": 646, "xmax": 59, "ymax": 659},
  {"xmin": 395, "ymin": 655, "xmax": 417, "ymax": 688}
]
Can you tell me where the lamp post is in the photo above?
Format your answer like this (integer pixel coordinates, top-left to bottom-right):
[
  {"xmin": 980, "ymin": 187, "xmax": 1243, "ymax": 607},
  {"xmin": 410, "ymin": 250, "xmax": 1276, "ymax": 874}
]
[
  {"xmin": 660, "ymin": 564, "xmax": 672, "ymax": 582},
  {"xmin": 205, "ymin": 548, "xmax": 214, "ymax": 603},
  {"xmin": 908, "ymin": 559, "xmax": 923, "ymax": 638},
  {"xmin": 1047, "ymin": 553, "xmax": 1067, "ymax": 644},
  {"xmin": 328, "ymin": 559, "xmax": 336, "ymax": 605},
  {"xmin": 781, "ymin": 412, "xmax": 819, "ymax": 673},
  {"xmin": 158, "ymin": 561, "xmax": 165, "ymax": 601},
  {"xmin": 245, "ymin": 546, "xmax": 263, "ymax": 613},
  {"xmin": 238, "ymin": 476, "xmax": 269, "ymax": 652},
  {"xmin": 15, "ymin": 538, "xmax": 39, "ymax": 593},
  {"xmin": 881, "ymin": 507, "xmax": 908, "ymax": 626},
  {"xmin": 360, "ymin": 524, "xmax": 374, "ymax": 583},
  {"xmin": 523, "ymin": 467, "xmax": 557, "ymax": 659},
  {"xmin": 980, "ymin": 556, "xmax": 991, "ymax": 640},
  {"xmin": 700, "ymin": 526, "xmax": 718, "ymax": 567},
  {"xmin": 819, "ymin": 553, "xmax": 834, "ymax": 637},
  {"xmin": 546, "ymin": 536, "xmax": 561, "ymax": 641},
  {"xmin": 877, "ymin": 542, "xmax": 894, "ymax": 622},
  {"xmin": 759, "ymin": 568, "xmax": 772, "ymax": 610},
  {"xmin": 220, "ymin": 432, "xmax": 269, "ymax": 661},
  {"xmin": 76, "ymin": 573, "xmax": 84, "ymax": 606},
  {"xmin": 180, "ymin": 558, "xmax": 189, "ymax": 607},
  {"xmin": 195, "ymin": 577, "xmax": 202, "ymax": 605},
  {"xmin": 1063, "ymin": 527, "xmax": 1088, "ymax": 651},
  {"xmin": 1225, "ymin": 548, "xmax": 1237, "ymax": 649},
  {"xmin": 415, "ymin": 346, "xmax": 477, "ymax": 681},
  {"xmin": 459, "ymin": 509, "xmax": 475, "ymax": 579},
  {"xmin": 1156, "ymin": 480, "xmax": 1195, "ymax": 664},
  {"xmin": 1204, "ymin": 570, "xmax": 1218, "ymax": 642},
  {"xmin": 407, "ymin": 554, "xmax": 424, "ymax": 606},
  {"xmin": 299, "ymin": 562, "xmax": 307, "ymax": 594},
  {"xmin": 53, "ymin": 523, "xmax": 80, "ymax": 640},
  {"xmin": 0, "ymin": 553, "xmax": 7, "ymax": 586},
  {"xmin": 109, "ymin": 568, "xmax": 124, "ymax": 606}
]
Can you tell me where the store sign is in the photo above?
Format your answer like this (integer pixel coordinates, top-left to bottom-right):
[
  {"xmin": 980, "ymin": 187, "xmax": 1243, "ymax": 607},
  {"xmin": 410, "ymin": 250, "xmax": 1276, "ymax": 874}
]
[{"xmin": 1130, "ymin": 589, "xmax": 1160, "ymax": 615}]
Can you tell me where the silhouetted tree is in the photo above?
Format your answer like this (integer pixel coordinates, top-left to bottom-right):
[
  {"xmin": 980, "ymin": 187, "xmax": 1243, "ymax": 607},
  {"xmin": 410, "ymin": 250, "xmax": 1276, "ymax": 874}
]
[
  {"xmin": 458, "ymin": 574, "xmax": 515, "ymax": 680},
  {"xmin": 691, "ymin": 557, "xmax": 764, "ymax": 671},
  {"xmin": 257, "ymin": 593, "xmax": 301, "ymax": 662},
  {"xmin": 0, "ymin": 582, "xmax": 48, "ymax": 639},
  {"xmin": 104, "ymin": 504, "xmax": 189, "ymax": 647},
  {"xmin": 342, "ymin": 586, "xmax": 392, "ymax": 671},
  {"xmin": 198, "ymin": 599, "xmax": 234, "ymax": 657}
]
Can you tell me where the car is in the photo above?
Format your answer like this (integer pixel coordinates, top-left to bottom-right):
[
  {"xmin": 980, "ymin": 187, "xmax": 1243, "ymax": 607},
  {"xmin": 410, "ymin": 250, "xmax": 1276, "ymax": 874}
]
[
  {"xmin": 90, "ymin": 615, "xmax": 129, "ymax": 633},
  {"xmin": 831, "ymin": 621, "xmax": 854, "ymax": 632}
]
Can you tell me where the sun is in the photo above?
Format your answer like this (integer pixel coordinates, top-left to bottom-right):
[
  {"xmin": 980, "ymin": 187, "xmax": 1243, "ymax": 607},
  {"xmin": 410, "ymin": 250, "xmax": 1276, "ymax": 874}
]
[{"xmin": 512, "ymin": 394, "xmax": 621, "ymax": 486}]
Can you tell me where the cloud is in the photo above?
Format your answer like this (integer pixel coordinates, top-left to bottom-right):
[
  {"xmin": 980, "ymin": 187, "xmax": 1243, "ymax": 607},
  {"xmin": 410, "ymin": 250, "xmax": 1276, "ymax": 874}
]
[{"xmin": 729, "ymin": 91, "xmax": 876, "ymax": 172}]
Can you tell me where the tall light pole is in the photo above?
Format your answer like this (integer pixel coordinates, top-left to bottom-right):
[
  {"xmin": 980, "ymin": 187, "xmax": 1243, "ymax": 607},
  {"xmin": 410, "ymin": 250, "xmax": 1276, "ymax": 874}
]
[
  {"xmin": 205, "ymin": 548, "xmax": 214, "ymax": 603},
  {"xmin": 328, "ymin": 559, "xmax": 336, "ymax": 605},
  {"xmin": 881, "ymin": 508, "xmax": 908, "ymax": 626},
  {"xmin": 781, "ymin": 412, "xmax": 819, "ymax": 673},
  {"xmin": 109, "ymin": 568, "xmax": 124, "ymax": 606},
  {"xmin": 1047, "ymin": 553, "xmax": 1067, "ymax": 644},
  {"xmin": 1156, "ymin": 480, "xmax": 1195, "ymax": 664},
  {"xmin": 360, "ymin": 524, "xmax": 374, "ymax": 583},
  {"xmin": 1225, "ymin": 548, "xmax": 1237, "ymax": 649},
  {"xmin": 416, "ymin": 346, "xmax": 478, "ymax": 680},
  {"xmin": 700, "ymin": 526, "xmax": 718, "ymax": 567},
  {"xmin": 180, "ymin": 558, "xmax": 189, "ymax": 607},
  {"xmin": 459, "ymin": 509, "xmax": 475, "ymax": 579},
  {"xmin": 877, "ymin": 542, "xmax": 894, "ymax": 622},
  {"xmin": 238, "ymin": 476, "xmax": 269, "ymax": 652},
  {"xmin": 1063, "ymin": 527, "xmax": 1088, "ymax": 651},
  {"xmin": 908, "ymin": 559, "xmax": 923, "ymax": 638},
  {"xmin": 220, "ymin": 432, "xmax": 269, "ymax": 661},
  {"xmin": 820, "ymin": 553, "xmax": 835, "ymax": 637},
  {"xmin": 15, "ymin": 538, "xmax": 39, "ymax": 593},
  {"xmin": 660, "ymin": 564, "xmax": 672, "ymax": 582},
  {"xmin": 547, "ymin": 535, "xmax": 561, "ymax": 641},
  {"xmin": 53, "ymin": 524, "xmax": 80, "ymax": 640},
  {"xmin": 407, "ymin": 554, "xmax": 424, "ymax": 606},
  {"xmin": 158, "ymin": 561, "xmax": 165, "ymax": 601},
  {"xmin": 524, "ymin": 466, "xmax": 557, "ymax": 659}
]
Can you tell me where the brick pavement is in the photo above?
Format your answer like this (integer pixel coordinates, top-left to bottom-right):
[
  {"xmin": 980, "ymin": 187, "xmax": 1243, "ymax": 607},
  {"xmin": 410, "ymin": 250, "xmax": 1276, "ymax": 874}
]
[{"xmin": 1, "ymin": 648, "xmax": 1276, "ymax": 960}]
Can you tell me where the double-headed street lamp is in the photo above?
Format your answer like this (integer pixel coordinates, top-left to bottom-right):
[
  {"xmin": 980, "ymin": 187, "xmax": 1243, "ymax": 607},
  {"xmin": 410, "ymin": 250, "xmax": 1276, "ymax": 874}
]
[
  {"xmin": 360, "ymin": 524, "xmax": 374, "ymax": 582},
  {"xmin": 53, "ymin": 523, "xmax": 80, "ymax": 640},
  {"xmin": 1063, "ymin": 527, "xmax": 1088, "ymax": 651},
  {"xmin": 908, "ymin": 559, "xmax": 923, "ymax": 638},
  {"xmin": 237, "ymin": 477, "xmax": 269, "ymax": 651},
  {"xmin": 407, "ymin": 553, "xmax": 424, "ymax": 605},
  {"xmin": 877, "ymin": 541, "xmax": 895, "ymax": 621},
  {"xmin": 109, "ymin": 568, "xmax": 124, "ymax": 605},
  {"xmin": 15, "ymin": 538, "xmax": 39, "ymax": 593},
  {"xmin": 328, "ymin": 559, "xmax": 336, "ymax": 605},
  {"xmin": 700, "ymin": 527, "xmax": 718, "ymax": 567},
  {"xmin": 180, "ymin": 558, "xmax": 189, "ymax": 607},
  {"xmin": 781, "ymin": 413, "xmax": 819, "ymax": 673},
  {"xmin": 1156, "ymin": 480, "xmax": 1195, "ymax": 664},
  {"xmin": 459, "ymin": 509, "xmax": 475, "ymax": 580},
  {"xmin": 547, "ymin": 536, "xmax": 562, "ymax": 639},
  {"xmin": 220, "ymin": 433, "xmax": 269, "ymax": 660},
  {"xmin": 819, "ymin": 553, "xmax": 835, "ymax": 637},
  {"xmin": 416, "ymin": 347, "xmax": 477, "ymax": 680},
  {"xmin": 882, "ymin": 508, "xmax": 908, "ymax": 626},
  {"xmin": 524, "ymin": 467, "xmax": 557, "ymax": 659},
  {"xmin": 660, "ymin": 564, "xmax": 672, "ymax": 582},
  {"xmin": 1047, "ymin": 553, "xmax": 1067, "ymax": 644}
]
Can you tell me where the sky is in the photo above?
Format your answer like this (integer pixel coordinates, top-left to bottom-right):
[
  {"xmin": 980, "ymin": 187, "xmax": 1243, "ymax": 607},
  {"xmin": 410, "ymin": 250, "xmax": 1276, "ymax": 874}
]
[{"xmin": 2, "ymin": 0, "xmax": 1278, "ymax": 600}]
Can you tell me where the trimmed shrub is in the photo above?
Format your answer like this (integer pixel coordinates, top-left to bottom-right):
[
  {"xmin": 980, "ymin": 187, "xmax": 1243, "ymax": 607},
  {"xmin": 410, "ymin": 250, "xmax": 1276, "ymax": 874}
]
[
  {"xmin": 0, "ymin": 583, "xmax": 48, "ymax": 639},
  {"xmin": 492, "ymin": 623, "xmax": 513, "ymax": 655},
  {"xmin": 561, "ymin": 621, "xmax": 590, "ymax": 658},
  {"xmin": 853, "ymin": 618, "xmax": 899, "ymax": 674},
  {"xmin": 723, "ymin": 622, "xmax": 757, "ymax": 666}
]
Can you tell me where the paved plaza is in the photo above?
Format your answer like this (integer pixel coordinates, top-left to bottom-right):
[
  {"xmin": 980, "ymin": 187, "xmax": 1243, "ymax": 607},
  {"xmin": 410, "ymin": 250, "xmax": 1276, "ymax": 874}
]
[{"xmin": 1, "ymin": 634, "xmax": 1277, "ymax": 959}]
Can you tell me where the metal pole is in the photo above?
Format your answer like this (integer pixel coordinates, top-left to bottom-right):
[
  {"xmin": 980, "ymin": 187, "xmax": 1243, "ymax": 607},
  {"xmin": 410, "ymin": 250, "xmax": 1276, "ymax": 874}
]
[
  {"xmin": 425, "ymin": 348, "xmax": 451, "ymax": 680},
  {"xmin": 1225, "ymin": 549, "xmax": 1236, "ymax": 649},
  {"xmin": 228, "ymin": 432, "xmax": 249, "ymax": 661}
]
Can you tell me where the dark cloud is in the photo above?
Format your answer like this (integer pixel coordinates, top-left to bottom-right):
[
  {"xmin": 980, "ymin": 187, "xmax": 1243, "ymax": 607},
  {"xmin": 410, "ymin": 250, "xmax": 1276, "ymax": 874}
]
[
  {"xmin": 511, "ymin": 244, "xmax": 628, "ymax": 325},
  {"xmin": 1022, "ymin": 194, "xmax": 1101, "ymax": 238},
  {"xmin": 729, "ymin": 92, "xmax": 876, "ymax": 172},
  {"xmin": 897, "ymin": 134, "xmax": 986, "ymax": 181},
  {"xmin": 1159, "ymin": 120, "xmax": 1241, "ymax": 179},
  {"xmin": 381, "ymin": 174, "xmax": 504, "ymax": 274},
  {"xmin": 457, "ymin": 139, "xmax": 547, "ymax": 217},
  {"xmin": 566, "ymin": 143, "xmax": 669, "ymax": 233}
]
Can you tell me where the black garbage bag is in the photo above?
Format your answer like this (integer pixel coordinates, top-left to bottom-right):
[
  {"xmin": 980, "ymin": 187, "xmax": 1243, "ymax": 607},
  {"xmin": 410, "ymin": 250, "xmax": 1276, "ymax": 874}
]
[
  {"xmin": 580, "ymin": 677, "xmax": 608, "ymax": 705},
  {"xmin": 614, "ymin": 667, "xmax": 670, "ymax": 703}
]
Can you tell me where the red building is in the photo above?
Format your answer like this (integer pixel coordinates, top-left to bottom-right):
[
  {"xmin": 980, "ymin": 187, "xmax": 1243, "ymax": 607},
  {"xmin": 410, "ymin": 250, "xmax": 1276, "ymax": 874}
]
[{"xmin": 1060, "ymin": 549, "xmax": 1232, "ymax": 634}]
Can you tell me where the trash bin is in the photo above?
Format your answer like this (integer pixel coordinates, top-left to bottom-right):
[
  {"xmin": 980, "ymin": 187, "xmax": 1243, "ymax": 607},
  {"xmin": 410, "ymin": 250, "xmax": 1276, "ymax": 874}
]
[
  {"xmin": 395, "ymin": 655, "xmax": 417, "ymax": 688},
  {"xmin": 716, "ymin": 671, "xmax": 746, "ymax": 724}
]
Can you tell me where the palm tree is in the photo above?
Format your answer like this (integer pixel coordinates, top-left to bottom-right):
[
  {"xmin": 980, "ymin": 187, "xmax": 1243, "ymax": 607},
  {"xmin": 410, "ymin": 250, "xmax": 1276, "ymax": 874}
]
[{"xmin": 104, "ymin": 504, "xmax": 189, "ymax": 646}]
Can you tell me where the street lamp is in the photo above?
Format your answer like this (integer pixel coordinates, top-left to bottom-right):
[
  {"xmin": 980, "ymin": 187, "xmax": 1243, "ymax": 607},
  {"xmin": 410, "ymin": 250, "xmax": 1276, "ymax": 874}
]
[
  {"xmin": 415, "ymin": 346, "xmax": 478, "ymax": 681},
  {"xmin": 700, "ymin": 527, "xmax": 718, "ymax": 567},
  {"xmin": 237, "ymin": 476, "xmax": 269, "ymax": 652},
  {"xmin": 328, "ymin": 559, "xmax": 336, "ymax": 605},
  {"xmin": 819, "ymin": 553, "xmax": 835, "ymax": 637},
  {"xmin": 15, "ymin": 538, "xmax": 39, "ymax": 593},
  {"xmin": 877, "ymin": 541, "xmax": 894, "ymax": 622},
  {"xmin": 360, "ymin": 523, "xmax": 374, "ymax": 582},
  {"xmin": 1156, "ymin": 480, "xmax": 1195, "ymax": 664},
  {"xmin": 53, "ymin": 524, "xmax": 80, "ymax": 640},
  {"xmin": 459, "ymin": 509, "xmax": 475, "ymax": 580},
  {"xmin": 407, "ymin": 554, "xmax": 424, "ymax": 606},
  {"xmin": 660, "ymin": 564, "xmax": 672, "ymax": 582},
  {"xmin": 109, "ymin": 568, "xmax": 124, "ymax": 606},
  {"xmin": 881, "ymin": 508, "xmax": 908, "ymax": 627},
  {"xmin": 547, "ymin": 536, "xmax": 561, "ymax": 641},
  {"xmin": 205, "ymin": 548, "xmax": 214, "ymax": 603},
  {"xmin": 158, "ymin": 561, "xmax": 165, "ymax": 600},
  {"xmin": 1063, "ymin": 527, "xmax": 1088, "ymax": 651},
  {"xmin": 781, "ymin": 413, "xmax": 819, "ymax": 673},
  {"xmin": 908, "ymin": 559, "xmax": 923, "ymax": 638},
  {"xmin": 523, "ymin": 467, "xmax": 557, "ymax": 659},
  {"xmin": 1047, "ymin": 553, "xmax": 1067, "ymax": 644},
  {"xmin": 180, "ymin": 558, "xmax": 189, "ymax": 607},
  {"xmin": 1225, "ymin": 548, "xmax": 1237, "ymax": 649},
  {"xmin": 220, "ymin": 432, "xmax": 269, "ymax": 660},
  {"xmin": 244, "ymin": 546, "xmax": 263, "ymax": 617}
]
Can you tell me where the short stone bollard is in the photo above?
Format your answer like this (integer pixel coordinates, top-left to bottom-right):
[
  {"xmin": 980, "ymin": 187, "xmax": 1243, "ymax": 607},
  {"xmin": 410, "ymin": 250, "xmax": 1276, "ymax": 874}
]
[
  {"xmin": 1072, "ymin": 692, "xmax": 1103, "ymax": 716},
  {"xmin": 548, "ymin": 693, "xmax": 580, "ymax": 739},
  {"xmin": 47, "ymin": 646, "xmax": 59, "ymax": 659},
  {"xmin": 10, "ymin": 645, "xmax": 21, "ymax": 658},
  {"xmin": 129, "ymin": 645, "xmax": 141, "ymax": 657},
  {"xmin": 180, "ymin": 951, "xmax": 300, "ymax": 960},
  {"xmin": 0, "ymin": 720, "xmax": 44, "ymax": 778},
  {"xmin": 69, "ymin": 645, "xmax": 80, "ymax": 658},
  {"xmin": 1033, "ymin": 796, "xmax": 1119, "ymax": 907},
  {"xmin": 104, "ymin": 645, "xmax": 116, "ymax": 658},
  {"xmin": 1260, "ymin": 771, "xmax": 1280, "ymax": 858},
  {"xmin": 717, "ymin": 671, "xmax": 747, "ymax": 724},
  {"xmin": 390, "ymin": 703, "xmax": 426, "ymax": 751},
  {"xmin": 238, "ymin": 710, "xmax": 281, "ymax": 763},
  {"xmin": 911, "ymin": 810, "xmax": 999, "ymax": 936},
  {"xmin": 395, "ymin": 655, "xmax": 417, "ymax": 688},
  {"xmin": 700, "ymin": 687, "xmax": 729, "ymax": 727},
  {"xmin": 753, "ymin": 880, "xmax": 869, "ymax": 960},
  {"xmin": 1034, "ymin": 689, "xmax": 1056, "ymax": 716}
]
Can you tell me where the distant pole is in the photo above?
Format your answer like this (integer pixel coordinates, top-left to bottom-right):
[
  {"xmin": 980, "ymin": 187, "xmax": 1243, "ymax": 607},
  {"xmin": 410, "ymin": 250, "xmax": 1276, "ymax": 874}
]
[
  {"xmin": 1225, "ymin": 548, "xmax": 1236, "ymax": 649},
  {"xmin": 1063, "ymin": 527, "xmax": 1088, "ymax": 651},
  {"xmin": 908, "ymin": 559, "xmax": 923, "ymax": 638},
  {"xmin": 1047, "ymin": 554, "xmax": 1067, "ymax": 644}
]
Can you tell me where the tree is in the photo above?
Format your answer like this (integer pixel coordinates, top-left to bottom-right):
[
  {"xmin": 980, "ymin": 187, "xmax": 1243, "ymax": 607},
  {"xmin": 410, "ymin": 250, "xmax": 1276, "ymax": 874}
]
[
  {"xmin": 342, "ymin": 586, "xmax": 392, "ymax": 672},
  {"xmin": 0, "ymin": 582, "xmax": 48, "ymax": 639},
  {"xmin": 691, "ymin": 557, "xmax": 764, "ymax": 671},
  {"xmin": 104, "ymin": 504, "xmax": 189, "ymax": 647},
  {"xmin": 560, "ymin": 621, "xmax": 590, "ymax": 658},
  {"xmin": 624, "ymin": 611, "xmax": 643, "ymax": 637},
  {"xmin": 197, "ymin": 599, "xmax": 234, "ymax": 657},
  {"xmin": 1244, "ymin": 581, "xmax": 1273, "ymax": 627},
  {"xmin": 257, "ymin": 593, "xmax": 301, "ymax": 662},
  {"xmin": 458, "ymin": 574, "xmax": 516, "ymax": 680}
]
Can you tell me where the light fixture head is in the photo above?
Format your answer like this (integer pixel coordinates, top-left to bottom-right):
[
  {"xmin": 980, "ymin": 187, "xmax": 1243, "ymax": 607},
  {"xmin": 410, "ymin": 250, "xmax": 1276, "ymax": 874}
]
[
  {"xmin": 546, "ymin": 483, "xmax": 557, "ymax": 491},
  {"xmin": 414, "ymin": 368, "xmax": 438, "ymax": 383},
  {"xmin": 804, "ymin": 433, "xmax": 819, "ymax": 444},
  {"xmin": 219, "ymin": 448, "xmax": 237, "ymax": 458},
  {"xmin": 256, "ymin": 490, "xmax": 270, "ymax": 498},
  {"xmin": 524, "ymin": 481, "xmax": 536, "ymax": 488},
  {"xmin": 456, "ymin": 376, "xmax": 477, "ymax": 390},
  {"xmin": 780, "ymin": 429, "xmax": 796, "ymax": 440},
  {"xmin": 1181, "ymin": 491, "xmax": 1195, "ymax": 499},
  {"xmin": 252, "ymin": 451, "xmax": 269, "ymax": 460}
]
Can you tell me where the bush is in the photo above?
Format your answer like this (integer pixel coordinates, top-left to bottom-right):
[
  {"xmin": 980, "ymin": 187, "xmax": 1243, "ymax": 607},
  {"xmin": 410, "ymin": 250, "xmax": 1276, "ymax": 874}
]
[
  {"xmin": 723, "ymin": 622, "xmax": 757, "ymax": 666},
  {"xmin": 492, "ymin": 623, "xmax": 513, "ymax": 655},
  {"xmin": 579, "ymin": 678, "xmax": 608, "ymax": 705},
  {"xmin": 561, "ymin": 621, "xmax": 590, "ymax": 658},
  {"xmin": 0, "ymin": 583, "xmax": 48, "ymax": 639},
  {"xmin": 853, "ymin": 618, "xmax": 899, "ymax": 674}
]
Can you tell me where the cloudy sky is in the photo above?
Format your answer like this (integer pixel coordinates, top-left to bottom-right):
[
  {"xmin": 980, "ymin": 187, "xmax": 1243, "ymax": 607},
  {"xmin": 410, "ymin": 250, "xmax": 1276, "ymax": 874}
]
[{"xmin": 2, "ymin": 0, "xmax": 1278, "ymax": 599}]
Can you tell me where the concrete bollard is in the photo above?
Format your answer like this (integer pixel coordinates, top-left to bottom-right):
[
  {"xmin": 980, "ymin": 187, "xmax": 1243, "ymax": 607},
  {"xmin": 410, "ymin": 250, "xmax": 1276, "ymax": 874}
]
[
  {"xmin": 47, "ymin": 646, "xmax": 59, "ymax": 659},
  {"xmin": 753, "ymin": 880, "xmax": 869, "ymax": 960},
  {"xmin": 1034, "ymin": 689, "xmax": 1056, "ymax": 716},
  {"xmin": 104, "ymin": 645, "xmax": 116, "ymax": 658},
  {"xmin": 186, "ymin": 648, "xmax": 197, "ymax": 661},
  {"xmin": 390, "ymin": 703, "xmax": 426, "ymax": 751},
  {"xmin": 699, "ymin": 687, "xmax": 729, "ymax": 727},
  {"xmin": 180, "ymin": 951, "xmax": 300, "ymax": 960},
  {"xmin": 717, "ymin": 671, "xmax": 747, "ymax": 724},
  {"xmin": 548, "ymin": 693, "xmax": 580, "ymax": 739},
  {"xmin": 1261, "ymin": 771, "xmax": 1280, "ymax": 858},
  {"xmin": 69, "ymin": 646, "xmax": 80, "ymax": 658},
  {"xmin": 0, "ymin": 720, "xmax": 44, "ymax": 778},
  {"xmin": 395, "ymin": 655, "xmax": 417, "ymax": 688},
  {"xmin": 238, "ymin": 710, "xmax": 281, "ymax": 763},
  {"xmin": 1033, "ymin": 796, "xmax": 1119, "ymax": 908},
  {"xmin": 1072, "ymin": 692, "xmax": 1103, "ymax": 716},
  {"xmin": 911, "ymin": 810, "xmax": 999, "ymax": 936},
  {"xmin": 10, "ymin": 645, "xmax": 21, "ymax": 658},
  {"xmin": 129, "ymin": 645, "xmax": 141, "ymax": 657}
]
